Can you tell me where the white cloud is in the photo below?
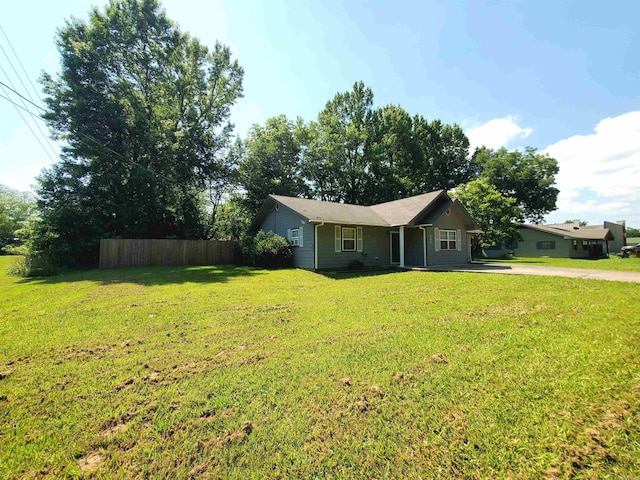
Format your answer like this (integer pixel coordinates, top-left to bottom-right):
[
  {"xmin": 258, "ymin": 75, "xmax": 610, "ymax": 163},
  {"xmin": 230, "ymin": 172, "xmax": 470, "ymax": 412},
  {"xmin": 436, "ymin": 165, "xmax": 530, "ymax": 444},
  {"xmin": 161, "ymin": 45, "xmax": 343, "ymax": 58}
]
[
  {"xmin": 543, "ymin": 111, "xmax": 640, "ymax": 224},
  {"xmin": 466, "ymin": 115, "xmax": 533, "ymax": 153}
]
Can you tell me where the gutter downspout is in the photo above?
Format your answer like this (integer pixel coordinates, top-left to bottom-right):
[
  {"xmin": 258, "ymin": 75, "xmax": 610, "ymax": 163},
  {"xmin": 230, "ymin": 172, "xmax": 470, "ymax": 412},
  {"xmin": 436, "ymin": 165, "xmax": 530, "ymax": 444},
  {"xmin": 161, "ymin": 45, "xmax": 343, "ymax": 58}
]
[{"xmin": 314, "ymin": 222, "xmax": 324, "ymax": 270}]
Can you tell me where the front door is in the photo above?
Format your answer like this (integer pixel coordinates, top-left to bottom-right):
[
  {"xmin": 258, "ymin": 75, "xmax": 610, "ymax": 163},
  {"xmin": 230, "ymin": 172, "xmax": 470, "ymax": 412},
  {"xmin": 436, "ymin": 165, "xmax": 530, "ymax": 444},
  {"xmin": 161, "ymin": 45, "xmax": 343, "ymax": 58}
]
[{"xmin": 390, "ymin": 231, "xmax": 400, "ymax": 264}]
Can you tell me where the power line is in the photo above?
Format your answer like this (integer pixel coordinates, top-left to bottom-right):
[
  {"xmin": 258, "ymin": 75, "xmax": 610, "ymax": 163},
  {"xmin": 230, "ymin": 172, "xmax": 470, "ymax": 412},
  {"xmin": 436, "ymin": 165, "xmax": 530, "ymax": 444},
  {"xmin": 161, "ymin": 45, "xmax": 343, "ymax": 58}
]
[
  {"xmin": 0, "ymin": 25, "xmax": 46, "ymax": 107},
  {"xmin": 0, "ymin": 61, "xmax": 59, "ymax": 161},
  {"xmin": 0, "ymin": 82, "xmax": 56, "ymax": 164},
  {"xmin": 0, "ymin": 27, "xmax": 60, "ymax": 163},
  {"xmin": 0, "ymin": 88, "xmax": 177, "ymax": 187},
  {"xmin": 0, "ymin": 92, "xmax": 43, "ymax": 118},
  {"xmin": 0, "ymin": 38, "xmax": 42, "ymax": 109},
  {"xmin": 0, "ymin": 79, "xmax": 46, "ymax": 113}
]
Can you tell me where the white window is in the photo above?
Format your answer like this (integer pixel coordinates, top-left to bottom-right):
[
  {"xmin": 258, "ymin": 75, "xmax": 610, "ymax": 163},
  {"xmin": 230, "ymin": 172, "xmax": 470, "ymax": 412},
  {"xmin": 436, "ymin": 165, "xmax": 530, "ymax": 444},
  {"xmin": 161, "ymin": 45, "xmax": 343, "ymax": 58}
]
[
  {"xmin": 439, "ymin": 229, "xmax": 457, "ymax": 250},
  {"xmin": 334, "ymin": 226, "xmax": 363, "ymax": 252},
  {"xmin": 287, "ymin": 227, "xmax": 302, "ymax": 247},
  {"xmin": 290, "ymin": 228, "xmax": 300, "ymax": 247},
  {"xmin": 342, "ymin": 227, "xmax": 356, "ymax": 251}
]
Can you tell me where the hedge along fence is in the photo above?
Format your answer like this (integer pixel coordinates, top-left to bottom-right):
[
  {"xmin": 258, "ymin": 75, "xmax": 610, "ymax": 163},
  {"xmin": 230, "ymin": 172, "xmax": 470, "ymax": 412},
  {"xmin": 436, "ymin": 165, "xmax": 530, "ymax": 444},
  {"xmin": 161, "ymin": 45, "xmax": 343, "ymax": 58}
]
[{"xmin": 99, "ymin": 239, "xmax": 236, "ymax": 269}]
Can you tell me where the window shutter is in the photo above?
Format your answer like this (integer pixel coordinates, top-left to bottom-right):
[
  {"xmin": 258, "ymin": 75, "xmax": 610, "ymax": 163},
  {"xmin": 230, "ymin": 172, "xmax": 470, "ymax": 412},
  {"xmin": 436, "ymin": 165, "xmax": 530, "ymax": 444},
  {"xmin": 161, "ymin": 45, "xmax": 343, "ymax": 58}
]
[
  {"xmin": 356, "ymin": 227, "xmax": 363, "ymax": 252},
  {"xmin": 457, "ymin": 229, "xmax": 462, "ymax": 251},
  {"xmin": 434, "ymin": 228, "xmax": 440, "ymax": 252},
  {"xmin": 299, "ymin": 227, "xmax": 303, "ymax": 248},
  {"xmin": 287, "ymin": 229, "xmax": 291, "ymax": 242},
  {"xmin": 335, "ymin": 226, "xmax": 341, "ymax": 252}
]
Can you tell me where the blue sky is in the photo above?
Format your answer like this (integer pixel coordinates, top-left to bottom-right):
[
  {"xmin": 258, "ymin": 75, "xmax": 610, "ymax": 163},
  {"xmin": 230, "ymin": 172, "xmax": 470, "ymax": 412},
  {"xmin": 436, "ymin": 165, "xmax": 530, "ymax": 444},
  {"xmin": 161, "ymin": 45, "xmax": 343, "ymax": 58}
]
[{"xmin": 1, "ymin": 0, "xmax": 639, "ymax": 228}]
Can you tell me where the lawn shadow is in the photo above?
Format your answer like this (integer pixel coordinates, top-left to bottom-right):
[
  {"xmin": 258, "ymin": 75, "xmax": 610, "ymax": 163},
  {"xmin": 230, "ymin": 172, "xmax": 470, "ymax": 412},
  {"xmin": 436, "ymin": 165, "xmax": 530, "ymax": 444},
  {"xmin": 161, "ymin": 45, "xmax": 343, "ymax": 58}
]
[
  {"xmin": 317, "ymin": 268, "xmax": 402, "ymax": 280},
  {"xmin": 15, "ymin": 264, "xmax": 264, "ymax": 287}
]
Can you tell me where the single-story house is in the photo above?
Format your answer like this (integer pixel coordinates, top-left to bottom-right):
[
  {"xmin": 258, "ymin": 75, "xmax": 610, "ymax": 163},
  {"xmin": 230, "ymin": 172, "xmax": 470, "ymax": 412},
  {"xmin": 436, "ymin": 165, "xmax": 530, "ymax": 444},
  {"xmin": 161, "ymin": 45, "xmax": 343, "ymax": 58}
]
[
  {"xmin": 250, "ymin": 190, "xmax": 482, "ymax": 270},
  {"xmin": 488, "ymin": 220, "xmax": 626, "ymax": 259}
]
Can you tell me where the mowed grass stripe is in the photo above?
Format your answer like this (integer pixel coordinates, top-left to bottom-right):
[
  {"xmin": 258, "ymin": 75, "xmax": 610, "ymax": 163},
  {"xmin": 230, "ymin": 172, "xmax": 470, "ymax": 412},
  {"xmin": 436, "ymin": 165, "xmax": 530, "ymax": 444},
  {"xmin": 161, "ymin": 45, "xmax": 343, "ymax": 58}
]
[{"xmin": 0, "ymin": 257, "xmax": 638, "ymax": 479}]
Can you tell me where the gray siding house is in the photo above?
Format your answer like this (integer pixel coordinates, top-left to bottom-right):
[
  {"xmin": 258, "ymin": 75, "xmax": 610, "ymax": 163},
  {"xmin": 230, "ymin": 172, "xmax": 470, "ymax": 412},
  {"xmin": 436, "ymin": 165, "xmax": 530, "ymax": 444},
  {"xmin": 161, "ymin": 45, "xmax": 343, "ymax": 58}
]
[
  {"xmin": 507, "ymin": 221, "xmax": 625, "ymax": 258},
  {"xmin": 250, "ymin": 190, "xmax": 482, "ymax": 270}
]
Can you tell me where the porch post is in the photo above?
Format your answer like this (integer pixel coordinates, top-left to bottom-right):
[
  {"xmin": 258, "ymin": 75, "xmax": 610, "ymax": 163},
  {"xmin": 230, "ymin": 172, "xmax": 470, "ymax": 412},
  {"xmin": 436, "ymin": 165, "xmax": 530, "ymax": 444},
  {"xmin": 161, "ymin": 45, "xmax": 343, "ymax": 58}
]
[
  {"xmin": 422, "ymin": 227, "xmax": 427, "ymax": 266},
  {"xmin": 399, "ymin": 226, "xmax": 405, "ymax": 268}
]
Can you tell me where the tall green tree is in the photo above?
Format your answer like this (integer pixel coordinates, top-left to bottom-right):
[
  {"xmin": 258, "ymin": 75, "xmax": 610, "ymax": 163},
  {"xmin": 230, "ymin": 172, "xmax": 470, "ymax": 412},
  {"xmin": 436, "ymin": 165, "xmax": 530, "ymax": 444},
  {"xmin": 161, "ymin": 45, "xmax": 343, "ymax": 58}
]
[
  {"xmin": 366, "ymin": 104, "xmax": 417, "ymax": 203},
  {"xmin": 473, "ymin": 146, "xmax": 559, "ymax": 223},
  {"xmin": 238, "ymin": 115, "xmax": 308, "ymax": 213},
  {"xmin": 209, "ymin": 195, "xmax": 253, "ymax": 242},
  {"xmin": 39, "ymin": 0, "xmax": 243, "ymax": 266},
  {"xmin": 303, "ymin": 81, "xmax": 376, "ymax": 204},
  {"xmin": 0, "ymin": 186, "xmax": 35, "ymax": 252},
  {"xmin": 452, "ymin": 179, "xmax": 521, "ymax": 249},
  {"xmin": 413, "ymin": 116, "xmax": 473, "ymax": 192}
]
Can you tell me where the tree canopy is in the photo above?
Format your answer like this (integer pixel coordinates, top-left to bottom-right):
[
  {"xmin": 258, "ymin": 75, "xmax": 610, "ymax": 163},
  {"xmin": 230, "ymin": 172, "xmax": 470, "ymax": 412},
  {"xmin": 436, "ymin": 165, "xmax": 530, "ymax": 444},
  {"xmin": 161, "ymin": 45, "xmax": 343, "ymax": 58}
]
[
  {"xmin": 302, "ymin": 81, "xmax": 376, "ymax": 204},
  {"xmin": 0, "ymin": 186, "xmax": 35, "ymax": 252},
  {"xmin": 452, "ymin": 179, "xmax": 521, "ymax": 249},
  {"xmin": 238, "ymin": 115, "xmax": 308, "ymax": 213},
  {"xmin": 39, "ymin": 0, "xmax": 243, "ymax": 266},
  {"xmin": 473, "ymin": 146, "xmax": 559, "ymax": 223}
]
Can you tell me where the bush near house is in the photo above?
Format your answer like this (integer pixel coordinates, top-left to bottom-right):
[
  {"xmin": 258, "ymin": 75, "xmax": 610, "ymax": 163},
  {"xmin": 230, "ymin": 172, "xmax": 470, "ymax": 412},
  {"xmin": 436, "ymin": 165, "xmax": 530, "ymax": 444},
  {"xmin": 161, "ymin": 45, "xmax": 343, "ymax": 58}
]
[{"xmin": 239, "ymin": 230, "xmax": 292, "ymax": 268}]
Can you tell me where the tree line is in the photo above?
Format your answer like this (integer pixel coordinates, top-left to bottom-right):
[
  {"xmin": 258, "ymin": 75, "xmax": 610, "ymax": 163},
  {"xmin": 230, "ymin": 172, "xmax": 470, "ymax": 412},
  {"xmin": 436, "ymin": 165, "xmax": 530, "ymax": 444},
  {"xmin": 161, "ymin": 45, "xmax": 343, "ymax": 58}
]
[
  {"xmin": 233, "ymin": 82, "xmax": 559, "ymax": 253},
  {"xmin": 12, "ymin": 0, "xmax": 560, "ymax": 269}
]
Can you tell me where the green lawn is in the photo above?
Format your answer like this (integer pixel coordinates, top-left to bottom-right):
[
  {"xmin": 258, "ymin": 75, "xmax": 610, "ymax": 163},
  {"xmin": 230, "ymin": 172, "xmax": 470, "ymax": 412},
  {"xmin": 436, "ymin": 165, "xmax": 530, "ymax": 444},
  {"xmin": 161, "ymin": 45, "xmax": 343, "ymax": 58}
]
[
  {"xmin": 1, "ymin": 256, "xmax": 639, "ymax": 479},
  {"xmin": 476, "ymin": 255, "xmax": 640, "ymax": 271}
]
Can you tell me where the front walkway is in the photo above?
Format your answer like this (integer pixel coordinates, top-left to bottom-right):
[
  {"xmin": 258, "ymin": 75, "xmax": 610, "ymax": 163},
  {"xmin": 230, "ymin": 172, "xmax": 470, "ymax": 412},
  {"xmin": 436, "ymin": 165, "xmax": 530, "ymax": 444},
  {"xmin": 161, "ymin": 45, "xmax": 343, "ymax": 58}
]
[{"xmin": 407, "ymin": 263, "xmax": 640, "ymax": 283}]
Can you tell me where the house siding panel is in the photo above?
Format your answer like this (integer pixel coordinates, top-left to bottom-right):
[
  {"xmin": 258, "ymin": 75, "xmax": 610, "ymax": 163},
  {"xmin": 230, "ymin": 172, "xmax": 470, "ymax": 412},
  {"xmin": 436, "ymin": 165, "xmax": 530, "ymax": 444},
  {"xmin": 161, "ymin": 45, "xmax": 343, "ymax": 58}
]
[
  {"xmin": 514, "ymin": 228, "xmax": 574, "ymax": 258},
  {"xmin": 260, "ymin": 206, "xmax": 314, "ymax": 269},
  {"xmin": 427, "ymin": 209, "xmax": 469, "ymax": 265},
  {"xmin": 604, "ymin": 221, "xmax": 624, "ymax": 254},
  {"xmin": 317, "ymin": 224, "xmax": 390, "ymax": 269}
]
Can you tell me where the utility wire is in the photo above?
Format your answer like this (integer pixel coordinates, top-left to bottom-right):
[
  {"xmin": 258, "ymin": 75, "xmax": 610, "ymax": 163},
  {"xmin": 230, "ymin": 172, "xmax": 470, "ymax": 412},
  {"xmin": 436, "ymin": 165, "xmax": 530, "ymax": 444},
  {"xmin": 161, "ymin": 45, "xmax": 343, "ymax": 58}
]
[
  {"xmin": 0, "ymin": 51, "xmax": 59, "ymax": 160},
  {"xmin": 0, "ymin": 82, "xmax": 56, "ymax": 164},
  {"xmin": 0, "ymin": 86, "xmax": 176, "ymax": 187},
  {"xmin": 0, "ymin": 92, "xmax": 43, "ymax": 117},
  {"xmin": 0, "ymin": 25, "xmax": 46, "ymax": 107},
  {"xmin": 0, "ymin": 79, "xmax": 46, "ymax": 112}
]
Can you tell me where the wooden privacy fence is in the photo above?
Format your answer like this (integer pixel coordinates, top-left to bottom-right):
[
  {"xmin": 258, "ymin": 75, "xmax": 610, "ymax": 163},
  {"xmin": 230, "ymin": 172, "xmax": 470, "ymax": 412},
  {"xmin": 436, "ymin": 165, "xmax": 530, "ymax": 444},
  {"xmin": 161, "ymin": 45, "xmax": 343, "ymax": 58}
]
[{"xmin": 99, "ymin": 239, "xmax": 236, "ymax": 269}]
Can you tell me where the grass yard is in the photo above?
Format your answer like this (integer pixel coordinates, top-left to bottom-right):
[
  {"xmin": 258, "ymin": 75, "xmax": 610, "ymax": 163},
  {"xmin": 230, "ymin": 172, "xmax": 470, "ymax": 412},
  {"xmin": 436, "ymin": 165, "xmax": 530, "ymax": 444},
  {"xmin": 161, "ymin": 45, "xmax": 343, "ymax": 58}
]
[
  {"xmin": 477, "ymin": 255, "xmax": 640, "ymax": 272},
  {"xmin": 1, "ymin": 256, "xmax": 639, "ymax": 479}
]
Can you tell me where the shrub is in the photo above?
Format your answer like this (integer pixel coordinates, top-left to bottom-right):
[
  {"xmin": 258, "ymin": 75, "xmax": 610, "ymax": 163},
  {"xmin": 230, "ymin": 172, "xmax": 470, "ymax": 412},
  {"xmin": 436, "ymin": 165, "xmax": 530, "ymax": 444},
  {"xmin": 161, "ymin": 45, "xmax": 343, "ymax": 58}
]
[
  {"xmin": 7, "ymin": 253, "xmax": 58, "ymax": 277},
  {"xmin": 252, "ymin": 231, "xmax": 292, "ymax": 268},
  {"xmin": 2, "ymin": 244, "xmax": 28, "ymax": 256}
]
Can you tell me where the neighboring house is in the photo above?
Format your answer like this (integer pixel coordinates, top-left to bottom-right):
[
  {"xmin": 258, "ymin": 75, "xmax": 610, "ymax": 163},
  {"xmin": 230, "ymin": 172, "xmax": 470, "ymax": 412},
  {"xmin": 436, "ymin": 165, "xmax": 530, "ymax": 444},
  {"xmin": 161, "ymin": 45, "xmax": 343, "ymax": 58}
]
[
  {"xmin": 502, "ymin": 220, "xmax": 626, "ymax": 259},
  {"xmin": 250, "ymin": 190, "xmax": 482, "ymax": 270}
]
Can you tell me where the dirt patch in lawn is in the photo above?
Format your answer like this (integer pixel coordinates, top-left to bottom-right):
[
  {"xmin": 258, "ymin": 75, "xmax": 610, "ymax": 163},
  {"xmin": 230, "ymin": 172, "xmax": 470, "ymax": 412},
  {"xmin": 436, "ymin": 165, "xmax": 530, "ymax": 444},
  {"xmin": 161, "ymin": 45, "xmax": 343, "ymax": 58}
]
[
  {"xmin": 78, "ymin": 451, "xmax": 105, "ymax": 472},
  {"xmin": 547, "ymin": 398, "xmax": 636, "ymax": 477}
]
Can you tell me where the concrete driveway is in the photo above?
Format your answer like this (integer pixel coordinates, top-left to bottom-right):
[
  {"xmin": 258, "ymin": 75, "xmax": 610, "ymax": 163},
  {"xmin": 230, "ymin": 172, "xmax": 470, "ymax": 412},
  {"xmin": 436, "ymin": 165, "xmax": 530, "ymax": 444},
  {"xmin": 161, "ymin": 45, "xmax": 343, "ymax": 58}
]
[{"xmin": 410, "ymin": 263, "xmax": 640, "ymax": 283}]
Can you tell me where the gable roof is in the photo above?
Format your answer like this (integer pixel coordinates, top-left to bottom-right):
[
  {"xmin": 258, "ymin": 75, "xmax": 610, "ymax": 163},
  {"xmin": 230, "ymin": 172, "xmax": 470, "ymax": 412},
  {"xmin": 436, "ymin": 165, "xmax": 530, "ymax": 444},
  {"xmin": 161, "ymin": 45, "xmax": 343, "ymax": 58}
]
[
  {"xmin": 518, "ymin": 223, "xmax": 614, "ymax": 241},
  {"xmin": 369, "ymin": 190, "xmax": 445, "ymax": 226},
  {"xmin": 269, "ymin": 195, "xmax": 388, "ymax": 226},
  {"xmin": 251, "ymin": 190, "xmax": 481, "ymax": 232}
]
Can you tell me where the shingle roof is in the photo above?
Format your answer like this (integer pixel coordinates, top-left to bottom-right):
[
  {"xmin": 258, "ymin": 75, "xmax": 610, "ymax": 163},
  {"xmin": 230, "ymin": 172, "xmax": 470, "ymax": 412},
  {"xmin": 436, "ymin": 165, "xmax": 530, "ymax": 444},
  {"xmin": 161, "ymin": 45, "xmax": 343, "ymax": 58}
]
[
  {"xmin": 369, "ymin": 190, "xmax": 444, "ymax": 226},
  {"xmin": 251, "ymin": 190, "xmax": 481, "ymax": 232},
  {"xmin": 519, "ymin": 223, "xmax": 613, "ymax": 240},
  {"xmin": 269, "ymin": 195, "xmax": 389, "ymax": 226},
  {"xmin": 269, "ymin": 190, "xmax": 447, "ymax": 227}
]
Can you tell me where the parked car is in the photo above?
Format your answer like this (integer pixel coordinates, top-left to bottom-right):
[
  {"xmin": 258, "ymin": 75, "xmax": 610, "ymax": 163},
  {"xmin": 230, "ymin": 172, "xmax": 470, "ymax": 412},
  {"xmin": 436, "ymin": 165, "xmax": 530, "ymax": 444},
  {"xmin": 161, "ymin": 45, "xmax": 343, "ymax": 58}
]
[{"xmin": 620, "ymin": 243, "xmax": 640, "ymax": 257}]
